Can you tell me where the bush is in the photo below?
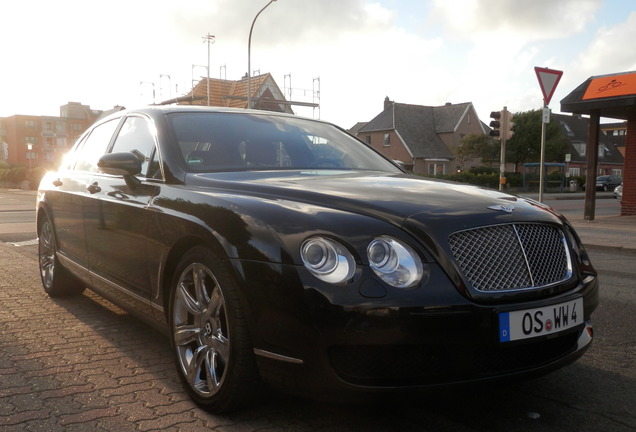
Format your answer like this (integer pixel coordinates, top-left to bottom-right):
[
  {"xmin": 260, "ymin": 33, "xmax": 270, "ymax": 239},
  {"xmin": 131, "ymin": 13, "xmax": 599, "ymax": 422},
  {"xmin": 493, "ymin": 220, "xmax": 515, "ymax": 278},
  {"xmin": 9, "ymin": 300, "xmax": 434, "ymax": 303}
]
[
  {"xmin": 0, "ymin": 164, "xmax": 37, "ymax": 188},
  {"xmin": 28, "ymin": 166, "xmax": 48, "ymax": 190},
  {"xmin": 423, "ymin": 170, "xmax": 524, "ymax": 191},
  {"xmin": 468, "ymin": 166, "xmax": 498, "ymax": 175},
  {"xmin": 6, "ymin": 165, "xmax": 27, "ymax": 184}
]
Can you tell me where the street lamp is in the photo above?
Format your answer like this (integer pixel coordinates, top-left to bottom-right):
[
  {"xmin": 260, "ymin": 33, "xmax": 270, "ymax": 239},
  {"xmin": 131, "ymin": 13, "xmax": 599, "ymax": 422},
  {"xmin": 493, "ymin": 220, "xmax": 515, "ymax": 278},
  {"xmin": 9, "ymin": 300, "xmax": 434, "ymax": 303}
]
[
  {"xmin": 27, "ymin": 143, "xmax": 33, "ymax": 170},
  {"xmin": 247, "ymin": 0, "xmax": 278, "ymax": 110}
]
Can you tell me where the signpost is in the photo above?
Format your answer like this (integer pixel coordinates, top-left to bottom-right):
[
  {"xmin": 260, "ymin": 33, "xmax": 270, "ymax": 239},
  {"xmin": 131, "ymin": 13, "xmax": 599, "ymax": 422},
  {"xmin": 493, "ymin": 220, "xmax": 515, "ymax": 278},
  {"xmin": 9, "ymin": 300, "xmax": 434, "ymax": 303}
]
[{"xmin": 534, "ymin": 67, "xmax": 563, "ymax": 202}]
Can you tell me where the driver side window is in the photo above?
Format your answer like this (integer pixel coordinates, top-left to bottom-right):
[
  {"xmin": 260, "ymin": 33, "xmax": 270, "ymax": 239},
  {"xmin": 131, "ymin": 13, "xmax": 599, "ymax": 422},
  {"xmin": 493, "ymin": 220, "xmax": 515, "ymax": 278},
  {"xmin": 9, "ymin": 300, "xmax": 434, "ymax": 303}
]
[
  {"xmin": 110, "ymin": 116, "xmax": 157, "ymax": 177},
  {"xmin": 73, "ymin": 119, "xmax": 120, "ymax": 173}
]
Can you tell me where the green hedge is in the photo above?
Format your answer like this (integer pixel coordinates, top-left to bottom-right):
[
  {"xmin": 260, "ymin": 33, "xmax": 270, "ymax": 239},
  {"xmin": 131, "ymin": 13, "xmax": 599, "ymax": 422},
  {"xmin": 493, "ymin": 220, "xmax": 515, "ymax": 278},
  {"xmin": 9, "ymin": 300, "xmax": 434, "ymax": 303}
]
[
  {"xmin": 0, "ymin": 163, "xmax": 48, "ymax": 189},
  {"xmin": 427, "ymin": 170, "xmax": 523, "ymax": 190}
]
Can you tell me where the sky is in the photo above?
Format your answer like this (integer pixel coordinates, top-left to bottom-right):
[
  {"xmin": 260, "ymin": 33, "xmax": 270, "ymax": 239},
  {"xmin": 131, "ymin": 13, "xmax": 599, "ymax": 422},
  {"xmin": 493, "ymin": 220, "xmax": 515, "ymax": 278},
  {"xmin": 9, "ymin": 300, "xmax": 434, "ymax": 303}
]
[{"xmin": 2, "ymin": 0, "xmax": 636, "ymax": 128}]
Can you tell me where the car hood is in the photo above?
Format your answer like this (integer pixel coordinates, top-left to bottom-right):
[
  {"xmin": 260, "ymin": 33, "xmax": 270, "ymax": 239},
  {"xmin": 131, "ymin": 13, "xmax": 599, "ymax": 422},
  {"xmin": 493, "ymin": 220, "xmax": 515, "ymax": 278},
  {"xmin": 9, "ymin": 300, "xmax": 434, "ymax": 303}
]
[{"xmin": 187, "ymin": 171, "xmax": 565, "ymax": 231}]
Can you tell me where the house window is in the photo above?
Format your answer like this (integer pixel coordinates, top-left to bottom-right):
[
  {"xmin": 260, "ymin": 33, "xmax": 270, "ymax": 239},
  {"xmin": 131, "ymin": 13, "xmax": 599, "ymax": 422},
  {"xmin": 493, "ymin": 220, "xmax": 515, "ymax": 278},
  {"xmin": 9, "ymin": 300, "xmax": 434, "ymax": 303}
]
[
  {"xmin": 428, "ymin": 163, "xmax": 445, "ymax": 176},
  {"xmin": 612, "ymin": 169, "xmax": 622, "ymax": 176},
  {"xmin": 24, "ymin": 120, "xmax": 36, "ymax": 128},
  {"xmin": 365, "ymin": 135, "xmax": 371, "ymax": 144},
  {"xmin": 569, "ymin": 167, "xmax": 580, "ymax": 177},
  {"xmin": 383, "ymin": 133, "xmax": 390, "ymax": 147},
  {"xmin": 561, "ymin": 121, "xmax": 574, "ymax": 137},
  {"xmin": 573, "ymin": 142, "xmax": 586, "ymax": 156},
  {"xmin": 25, "ymin": 136, "xmax": 37, "ymax": 144}
]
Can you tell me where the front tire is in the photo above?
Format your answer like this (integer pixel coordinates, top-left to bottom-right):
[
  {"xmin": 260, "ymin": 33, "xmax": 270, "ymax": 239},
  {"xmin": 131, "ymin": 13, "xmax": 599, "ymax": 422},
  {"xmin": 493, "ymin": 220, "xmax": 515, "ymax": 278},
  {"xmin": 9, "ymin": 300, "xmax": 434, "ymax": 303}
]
[
  {"xmin": 168, "ymin": 246, "xmax": 260, "ymax": 413},
  {"xmin": 38, "ymin": 214, "xmax": 85, "ymax": 297}
]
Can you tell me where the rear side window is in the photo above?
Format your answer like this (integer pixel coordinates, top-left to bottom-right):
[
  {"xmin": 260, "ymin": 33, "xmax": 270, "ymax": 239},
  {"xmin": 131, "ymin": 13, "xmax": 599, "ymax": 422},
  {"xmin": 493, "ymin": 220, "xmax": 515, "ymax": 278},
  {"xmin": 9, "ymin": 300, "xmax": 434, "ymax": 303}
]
[{"xmin": 73, "ymin": 119, "xmax": 120, "ymax": 172}]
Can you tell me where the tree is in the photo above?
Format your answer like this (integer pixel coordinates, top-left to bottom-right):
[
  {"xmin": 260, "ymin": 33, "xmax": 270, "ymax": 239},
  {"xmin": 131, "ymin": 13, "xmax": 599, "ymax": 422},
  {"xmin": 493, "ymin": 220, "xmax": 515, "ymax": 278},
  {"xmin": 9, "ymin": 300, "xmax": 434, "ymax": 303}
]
[
  {"xmin": 505, "ymin": 109, "xmax": 568, "ymax": 172},
  {"xmin": 454, "ymin": 134, "xmax": 500, "ymax": 171}
]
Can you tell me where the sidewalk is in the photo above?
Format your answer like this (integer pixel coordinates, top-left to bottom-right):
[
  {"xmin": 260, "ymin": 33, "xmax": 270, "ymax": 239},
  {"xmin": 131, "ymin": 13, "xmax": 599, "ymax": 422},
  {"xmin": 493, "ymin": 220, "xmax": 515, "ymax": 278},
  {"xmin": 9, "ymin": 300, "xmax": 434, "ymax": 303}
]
[
  {"xmin": 523, "ymin": 191, "xmax": 636, "ymax": 255},
  {"xmin": 0, "ymin": 188, "xmax": 36, "ymax": 211}
]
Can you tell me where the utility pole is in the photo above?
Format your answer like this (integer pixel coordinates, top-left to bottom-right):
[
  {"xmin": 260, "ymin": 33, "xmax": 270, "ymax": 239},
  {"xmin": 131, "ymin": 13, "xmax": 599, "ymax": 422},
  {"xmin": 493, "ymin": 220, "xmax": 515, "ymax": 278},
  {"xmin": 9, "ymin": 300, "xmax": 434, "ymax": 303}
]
[{"xmin": 203, "ymin": 33, "xmax": 215, "ymax": 106}]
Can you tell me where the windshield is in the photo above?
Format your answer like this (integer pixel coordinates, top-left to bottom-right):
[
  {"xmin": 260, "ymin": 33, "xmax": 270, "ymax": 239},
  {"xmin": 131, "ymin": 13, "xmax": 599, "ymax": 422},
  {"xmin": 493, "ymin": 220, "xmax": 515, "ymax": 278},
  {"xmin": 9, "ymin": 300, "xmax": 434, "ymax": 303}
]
[{"xmin": 168, "ymin": 112, "xmax": 401, "ymax": 173}]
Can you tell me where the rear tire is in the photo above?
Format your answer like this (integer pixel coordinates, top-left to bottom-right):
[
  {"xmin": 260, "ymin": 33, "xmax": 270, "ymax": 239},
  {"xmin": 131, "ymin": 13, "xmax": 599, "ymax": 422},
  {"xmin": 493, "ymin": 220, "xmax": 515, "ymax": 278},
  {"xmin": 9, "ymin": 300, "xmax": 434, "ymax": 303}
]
[
  {"xmin": 168, "ymin": 246, "xmax": 260, "ymax": 413},
  {"xmin": 38, "ymin": 214, "xmax": 85, "ymax": 297}
]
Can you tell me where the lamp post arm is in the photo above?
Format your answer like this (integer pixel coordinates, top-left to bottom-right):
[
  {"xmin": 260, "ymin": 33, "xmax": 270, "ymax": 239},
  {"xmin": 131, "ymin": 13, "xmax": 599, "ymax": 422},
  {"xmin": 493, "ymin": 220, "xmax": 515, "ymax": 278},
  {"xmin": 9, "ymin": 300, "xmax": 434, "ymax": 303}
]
[{"xmin": 247, "ymin": 0, "xmax": 277, "ymax": 109}]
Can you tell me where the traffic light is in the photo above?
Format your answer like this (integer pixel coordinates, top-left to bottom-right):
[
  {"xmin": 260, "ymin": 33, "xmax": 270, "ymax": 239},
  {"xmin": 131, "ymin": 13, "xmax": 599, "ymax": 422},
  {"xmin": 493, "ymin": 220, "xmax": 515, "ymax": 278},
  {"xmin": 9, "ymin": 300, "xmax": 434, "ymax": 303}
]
[
  {"xmin": 489, "ymin": 111, "xmax": 502, "ymax": 139},
  {"xmin": 489, "ymin": 109, "xmax": 514, "ymax": 140},
  {"xmin": 504, "ymin": 111, "xmax": 514, "ymax": 140}
]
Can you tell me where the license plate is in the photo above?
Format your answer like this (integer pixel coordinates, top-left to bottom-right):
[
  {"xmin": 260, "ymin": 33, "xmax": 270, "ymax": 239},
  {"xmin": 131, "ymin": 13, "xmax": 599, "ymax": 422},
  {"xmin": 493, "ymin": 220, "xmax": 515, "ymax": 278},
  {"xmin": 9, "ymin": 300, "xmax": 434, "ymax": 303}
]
[{"xmin": 499, "ymin": 298, "xmax": 583, "ymax": 343}]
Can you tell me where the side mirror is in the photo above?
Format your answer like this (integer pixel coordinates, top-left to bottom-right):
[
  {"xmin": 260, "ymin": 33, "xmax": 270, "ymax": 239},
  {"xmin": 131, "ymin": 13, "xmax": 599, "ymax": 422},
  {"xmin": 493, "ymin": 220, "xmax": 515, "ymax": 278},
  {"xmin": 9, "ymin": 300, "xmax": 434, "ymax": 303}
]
[
  {"xmin": 98, "ymin": 152, "xmax": 143, "ymax": 189},
  {"xmin": 98, "ymin": 152, "xmax": 142, "ymax": 176}
]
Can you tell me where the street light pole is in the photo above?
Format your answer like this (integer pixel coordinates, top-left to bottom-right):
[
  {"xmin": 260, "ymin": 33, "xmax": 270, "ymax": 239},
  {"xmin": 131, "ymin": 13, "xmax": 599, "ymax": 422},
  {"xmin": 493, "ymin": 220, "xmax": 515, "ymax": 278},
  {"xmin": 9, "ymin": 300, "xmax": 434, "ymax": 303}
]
[{"xmin": 247, "ymin": 0, "xmax": 277, "ymax": 110}]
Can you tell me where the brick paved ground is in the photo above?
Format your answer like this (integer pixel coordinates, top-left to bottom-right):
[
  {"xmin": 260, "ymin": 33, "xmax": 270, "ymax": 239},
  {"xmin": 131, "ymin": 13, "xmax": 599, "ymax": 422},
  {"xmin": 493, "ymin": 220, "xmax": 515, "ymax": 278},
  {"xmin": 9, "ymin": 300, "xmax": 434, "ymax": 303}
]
[
  {"xmin": 0, "ymin": 242, "xmax": 218, "ymax": 431},
  {"xmin": 0, "ymin": 242, "xmax": 421, "ymax": 432},
  {"xmin": 2, "ymin": 238, "xmax": 635, "ymax": 431}
]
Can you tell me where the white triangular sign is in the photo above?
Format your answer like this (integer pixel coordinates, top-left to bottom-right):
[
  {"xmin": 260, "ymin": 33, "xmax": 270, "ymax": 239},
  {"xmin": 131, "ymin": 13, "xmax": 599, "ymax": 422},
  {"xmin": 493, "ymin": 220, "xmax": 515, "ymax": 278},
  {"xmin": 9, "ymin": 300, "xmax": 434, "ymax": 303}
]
[{"xmin": 534, "ymin": 67, "xmax": 563, "ymax": 105}]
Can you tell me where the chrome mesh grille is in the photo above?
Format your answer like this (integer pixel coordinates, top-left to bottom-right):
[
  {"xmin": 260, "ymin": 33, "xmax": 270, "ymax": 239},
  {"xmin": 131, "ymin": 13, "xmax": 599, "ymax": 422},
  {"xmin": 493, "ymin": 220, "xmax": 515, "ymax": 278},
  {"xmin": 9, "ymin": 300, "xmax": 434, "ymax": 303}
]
[{"xmin": 448, "ymin": 223, "xmax": 571, "ymax": 292}]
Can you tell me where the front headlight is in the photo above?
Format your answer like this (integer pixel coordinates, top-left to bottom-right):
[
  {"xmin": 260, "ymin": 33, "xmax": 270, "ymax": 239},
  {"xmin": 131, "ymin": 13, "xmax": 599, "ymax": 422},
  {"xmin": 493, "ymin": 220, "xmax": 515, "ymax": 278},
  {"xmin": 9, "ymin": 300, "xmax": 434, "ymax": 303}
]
[
  {"xmin": 367, "ymin": 236, "xmax": 423, "ymax": 288},
  {"xmin": 301, "ymin": 237, "xmax": 356, "ymax": 284}
]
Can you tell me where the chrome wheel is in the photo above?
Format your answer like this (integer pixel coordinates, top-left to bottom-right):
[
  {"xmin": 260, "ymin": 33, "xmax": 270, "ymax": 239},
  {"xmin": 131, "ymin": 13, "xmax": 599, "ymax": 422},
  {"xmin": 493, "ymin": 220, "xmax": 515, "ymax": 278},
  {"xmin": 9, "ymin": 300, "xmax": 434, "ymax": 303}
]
[
  {"xmin": 37, "ymin": 214, "xmax": 84, "ymax": 297},
  {"xmin": 172, "ymin": 262, "xmax": 230, "ymax": 397},
  {"xmin": 39, "ymin": 218, "xmax": 56, "ymax": 290}
]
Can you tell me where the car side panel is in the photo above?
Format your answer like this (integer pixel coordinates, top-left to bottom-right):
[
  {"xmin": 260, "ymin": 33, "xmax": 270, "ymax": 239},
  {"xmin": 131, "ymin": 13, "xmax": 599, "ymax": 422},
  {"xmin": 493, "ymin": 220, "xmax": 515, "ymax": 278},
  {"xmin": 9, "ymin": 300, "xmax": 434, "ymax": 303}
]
[
  {"xmin": 83, "ymin": 174, "xmax": 159, "ymax": 316},
  {"xmin": 39, "ymin": 172, "xmax": 91, "ymax": 272}
]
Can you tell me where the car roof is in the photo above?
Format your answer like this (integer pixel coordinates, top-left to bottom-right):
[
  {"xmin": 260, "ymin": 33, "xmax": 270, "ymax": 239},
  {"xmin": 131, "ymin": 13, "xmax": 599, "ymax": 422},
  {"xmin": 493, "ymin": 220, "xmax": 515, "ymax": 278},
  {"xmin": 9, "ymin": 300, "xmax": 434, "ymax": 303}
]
[{"xmin": 111, "ymin": 105, "xmax": 318, "ymax": 122}]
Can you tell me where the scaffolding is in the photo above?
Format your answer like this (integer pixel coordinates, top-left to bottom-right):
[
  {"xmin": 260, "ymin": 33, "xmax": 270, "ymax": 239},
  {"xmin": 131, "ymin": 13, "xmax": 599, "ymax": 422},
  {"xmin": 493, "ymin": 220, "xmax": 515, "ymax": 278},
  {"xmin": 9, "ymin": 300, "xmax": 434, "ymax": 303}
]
[{"xmin": 284, "ymin": 74, "xmax": 321, "ymax": 119}]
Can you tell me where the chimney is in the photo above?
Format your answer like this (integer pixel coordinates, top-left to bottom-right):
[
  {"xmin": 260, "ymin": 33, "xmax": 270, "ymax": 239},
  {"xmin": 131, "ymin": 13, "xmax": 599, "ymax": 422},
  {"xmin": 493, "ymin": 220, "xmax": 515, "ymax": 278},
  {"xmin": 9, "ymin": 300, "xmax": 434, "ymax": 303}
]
[{"xmin": 384, "ymin": 96, "xmax": 393, "ymax": 111}]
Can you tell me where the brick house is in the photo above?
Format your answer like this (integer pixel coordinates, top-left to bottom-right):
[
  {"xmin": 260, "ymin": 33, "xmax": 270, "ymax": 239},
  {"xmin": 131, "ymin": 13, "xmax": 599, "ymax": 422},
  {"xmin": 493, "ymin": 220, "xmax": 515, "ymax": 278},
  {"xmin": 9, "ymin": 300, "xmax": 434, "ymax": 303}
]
[
  {"xmin": 0, "ymin": 102, "xmax": 103, "ymax": 169},
  {"xmin": 352, "ymin": 98, "xmax": 488, "ymax": 175},
  {"xmin": 554, "ymin": 113, "xmax": 625, "ymax": 178},
  {"xmin": 162, "ymin": 73, "xmax": 294, "ymax": 114}
]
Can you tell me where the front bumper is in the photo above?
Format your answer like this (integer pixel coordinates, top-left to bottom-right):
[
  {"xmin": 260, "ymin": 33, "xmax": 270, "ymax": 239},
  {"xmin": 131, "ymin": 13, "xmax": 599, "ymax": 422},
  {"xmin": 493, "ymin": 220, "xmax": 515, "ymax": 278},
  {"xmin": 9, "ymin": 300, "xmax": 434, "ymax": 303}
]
[{"xmin": 233, "ymin": 260, "xmax": 599, "ymax": 398}]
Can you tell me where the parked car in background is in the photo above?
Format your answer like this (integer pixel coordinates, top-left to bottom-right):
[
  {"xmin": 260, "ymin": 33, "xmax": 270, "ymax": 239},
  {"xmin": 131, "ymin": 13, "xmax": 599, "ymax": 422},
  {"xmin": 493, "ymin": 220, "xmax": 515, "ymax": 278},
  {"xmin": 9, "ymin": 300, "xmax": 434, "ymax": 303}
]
[
  {"xmin": 614, "ymin": 184, "xmax": 623, "ymax": 201},
  {"xmin": 596, "ymin": 175, "xmax": 622, "ymax": 191},
  {"xmin": 37, "ymin": 106, "xmax": 599, "ymax": 413}
]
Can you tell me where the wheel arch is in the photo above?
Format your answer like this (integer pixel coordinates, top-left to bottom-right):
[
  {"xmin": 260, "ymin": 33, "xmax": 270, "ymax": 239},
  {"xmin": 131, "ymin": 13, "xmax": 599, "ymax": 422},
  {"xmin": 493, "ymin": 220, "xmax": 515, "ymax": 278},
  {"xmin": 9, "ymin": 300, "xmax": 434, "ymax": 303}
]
[
  {"xmin": 36, "ymin": 204, "xmax": 54, "ymax": 237},
  {"xmin": 160, "ymin": 234, "xmax": 230, "ymax": 318}
]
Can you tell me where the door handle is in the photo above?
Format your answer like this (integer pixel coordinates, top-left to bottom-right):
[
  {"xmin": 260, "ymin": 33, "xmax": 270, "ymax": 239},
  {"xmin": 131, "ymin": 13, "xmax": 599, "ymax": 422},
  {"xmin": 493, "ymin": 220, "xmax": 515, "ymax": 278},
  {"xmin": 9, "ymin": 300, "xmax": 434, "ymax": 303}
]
[
  {"xmin": 86, "ymin": 182, "xmax": 101, "ymax": 194},
  {"xmin": 52, "ymin": 179, "xmax": 63, "ymax": 187}
]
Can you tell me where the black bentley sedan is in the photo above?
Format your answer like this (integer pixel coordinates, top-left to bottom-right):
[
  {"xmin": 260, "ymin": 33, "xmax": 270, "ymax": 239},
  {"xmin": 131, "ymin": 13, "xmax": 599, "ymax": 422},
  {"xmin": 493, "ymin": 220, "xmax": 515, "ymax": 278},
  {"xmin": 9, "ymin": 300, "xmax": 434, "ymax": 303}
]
[{"xmin": 37, "ymin": 106, "xmax": 598, "ymax": 412}]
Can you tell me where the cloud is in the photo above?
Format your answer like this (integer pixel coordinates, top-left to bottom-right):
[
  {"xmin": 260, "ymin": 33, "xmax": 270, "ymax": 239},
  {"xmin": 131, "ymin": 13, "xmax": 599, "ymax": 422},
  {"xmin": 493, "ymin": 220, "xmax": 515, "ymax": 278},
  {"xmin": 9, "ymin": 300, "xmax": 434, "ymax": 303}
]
[
  {"xmin": 573, "ymin": 11, "xmax": 636, "ymax": 77},
  {"xmin": 1, "ymin": 0, "xmax": 633, "ymax": 127},
  {"xmin": 429, "ymin": 0, "xmax": 601, "ymax": 40}
]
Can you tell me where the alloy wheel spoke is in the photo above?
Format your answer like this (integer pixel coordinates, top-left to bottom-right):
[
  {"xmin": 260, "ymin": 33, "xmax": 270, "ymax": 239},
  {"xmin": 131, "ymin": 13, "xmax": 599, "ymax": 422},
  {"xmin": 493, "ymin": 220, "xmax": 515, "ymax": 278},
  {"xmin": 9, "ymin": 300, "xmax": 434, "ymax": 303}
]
[
  {"xmin": 174, "ymin": 324, "xmax": 201, "ymax": 346},
  {"xmin": 211, "ymin": 332, "xmax": 230, "ymax": 362},
  {"xmin": 204, "ymin": 349, "xmax": 221, "ymax": 391},
  {"xmin": 193, "ymin": 265, "xmax": 211, "ymax": 307},
  {"xmin": 187, "ymin": 344, "xmax": 211, "ymax": 384},
  {"xmin": 176, "ymin": 280, "xmax": 203, "ymax": 316}
]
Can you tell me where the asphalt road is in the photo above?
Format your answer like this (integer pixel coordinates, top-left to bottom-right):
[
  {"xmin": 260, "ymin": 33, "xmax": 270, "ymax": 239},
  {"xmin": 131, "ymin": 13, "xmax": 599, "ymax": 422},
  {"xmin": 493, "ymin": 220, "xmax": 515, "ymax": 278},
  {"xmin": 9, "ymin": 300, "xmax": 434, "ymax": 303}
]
[{"xmin": 0, "ymin": 189, "xmax": 634, "ymax": 431}]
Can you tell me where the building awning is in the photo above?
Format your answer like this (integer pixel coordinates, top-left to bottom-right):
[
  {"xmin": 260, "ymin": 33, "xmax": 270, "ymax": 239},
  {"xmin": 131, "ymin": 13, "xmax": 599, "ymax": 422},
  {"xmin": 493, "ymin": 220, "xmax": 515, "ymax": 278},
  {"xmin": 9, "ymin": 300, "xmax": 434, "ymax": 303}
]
[{"xmin": 560, "ymin": 70, "xmax": 636, "ymax": 119}]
